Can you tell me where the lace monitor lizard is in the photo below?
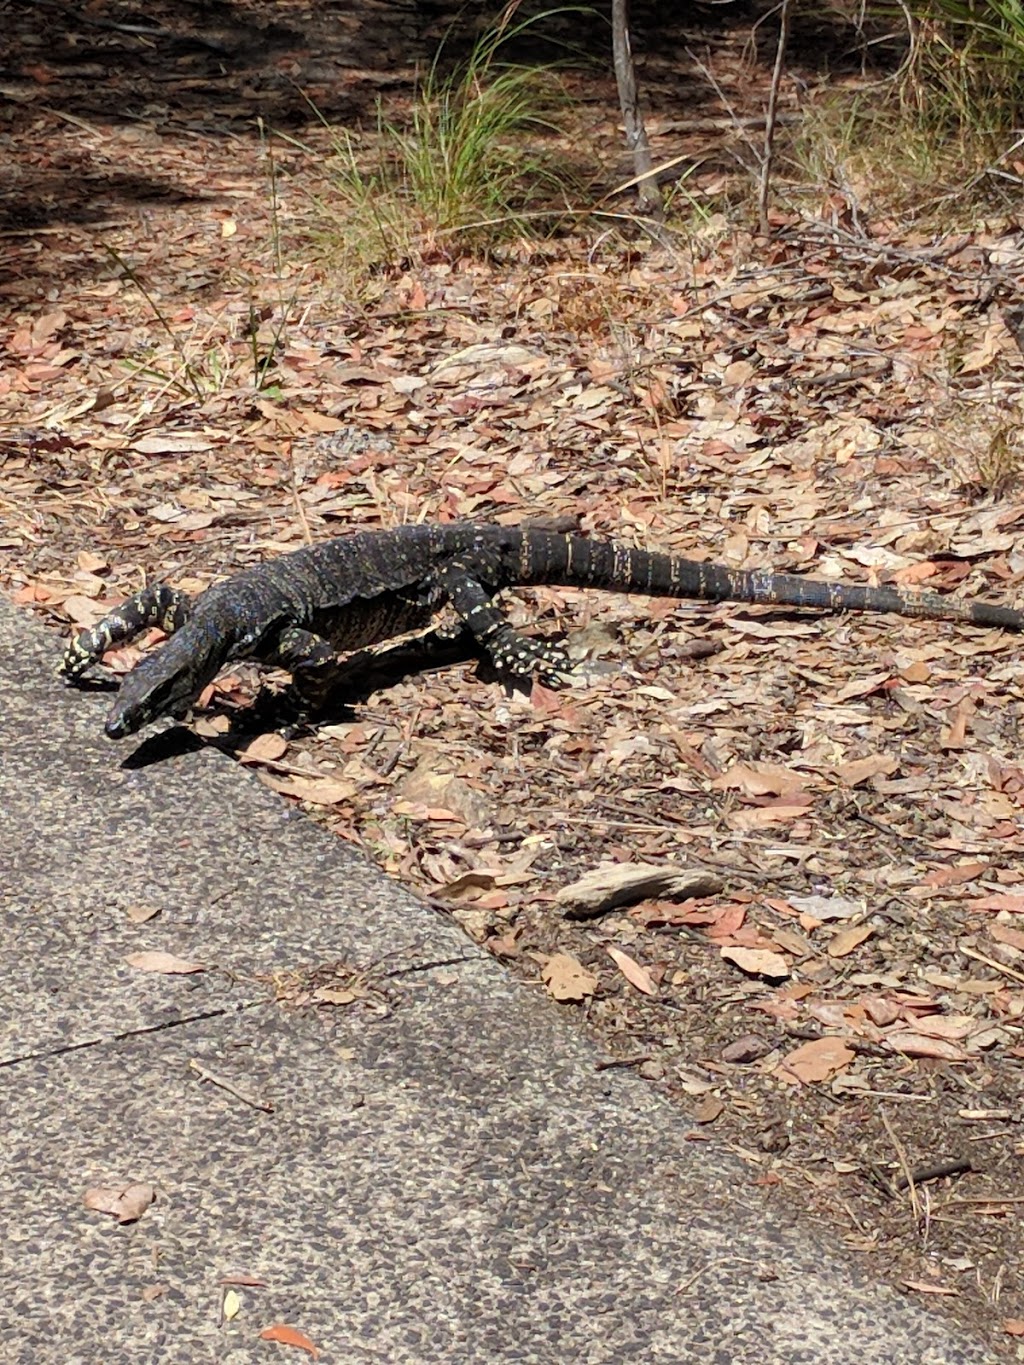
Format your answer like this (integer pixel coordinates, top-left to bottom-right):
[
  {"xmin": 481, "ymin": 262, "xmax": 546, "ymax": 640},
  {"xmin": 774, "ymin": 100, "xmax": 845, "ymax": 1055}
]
[{"xmin": 59, "ymin": 521, "xmax": 1024, "ymax": 739}]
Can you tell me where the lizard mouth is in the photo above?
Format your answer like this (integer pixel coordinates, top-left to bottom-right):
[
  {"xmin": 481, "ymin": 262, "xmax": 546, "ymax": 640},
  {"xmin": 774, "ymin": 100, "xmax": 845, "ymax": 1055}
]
[{"xmin": 104, "ymin": 712, "xmax": 135, "ymax": 740}]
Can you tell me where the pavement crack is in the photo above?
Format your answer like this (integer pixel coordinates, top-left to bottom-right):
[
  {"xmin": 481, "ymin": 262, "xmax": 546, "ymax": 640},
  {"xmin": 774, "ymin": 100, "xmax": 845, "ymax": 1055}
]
[
  {"xmin": 381, "ymin": 953, "xmax": 480, "ymax": 980},
  {"xmin": 0, "ymin": 1002, "xmax": 264, "ymax": 1069}
]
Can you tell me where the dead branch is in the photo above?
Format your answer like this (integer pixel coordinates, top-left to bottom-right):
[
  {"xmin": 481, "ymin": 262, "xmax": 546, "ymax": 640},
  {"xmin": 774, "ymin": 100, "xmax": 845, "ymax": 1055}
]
[
  {"xmin": 758, "ymin": 0, "xmax": 792, "ymax": 234},
  {"xmin": 611, "ymin": 0, "xmax": 663, "ymax": 220}
]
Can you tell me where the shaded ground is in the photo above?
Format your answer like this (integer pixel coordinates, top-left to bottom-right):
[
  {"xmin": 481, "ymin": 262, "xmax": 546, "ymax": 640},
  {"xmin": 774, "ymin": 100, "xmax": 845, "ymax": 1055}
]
[{"xmin": 3, "ymin": 0, "xmax": 1024, "ymax": 1357}]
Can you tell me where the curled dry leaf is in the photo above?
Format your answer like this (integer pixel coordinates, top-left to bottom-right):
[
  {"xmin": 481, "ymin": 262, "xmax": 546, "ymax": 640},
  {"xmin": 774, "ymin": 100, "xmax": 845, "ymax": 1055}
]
[
  {"xmin": 541, "ymin": 953, "xmax": 598, "ymax": 1002},
  {"xmin": 125, "ymin": 951, "xmax": 205, "ymax": 975},
  {"xmin": 606, "ymin": 946, "xmax": 657, "ymax": 996},
  {"xmin": 83, "ymin": 1182, "xmax": 155, "ymax": 1224}
]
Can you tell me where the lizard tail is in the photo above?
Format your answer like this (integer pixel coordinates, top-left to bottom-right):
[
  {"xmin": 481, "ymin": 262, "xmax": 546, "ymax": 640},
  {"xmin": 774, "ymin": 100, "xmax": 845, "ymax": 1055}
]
[{"xmin": 518, "ymin": 532, "xmax": 1024, "ymax": 632}]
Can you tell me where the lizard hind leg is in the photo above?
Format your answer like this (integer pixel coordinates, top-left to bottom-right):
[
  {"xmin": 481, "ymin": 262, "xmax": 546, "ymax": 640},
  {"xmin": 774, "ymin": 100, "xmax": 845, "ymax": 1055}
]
[
  {"xmin": 59, "ymin": 584, "xmax": 192, "ymax": 683},
  {"xmin": 434, "ymin": 562, "xmax": 574, "ymax": 688}
]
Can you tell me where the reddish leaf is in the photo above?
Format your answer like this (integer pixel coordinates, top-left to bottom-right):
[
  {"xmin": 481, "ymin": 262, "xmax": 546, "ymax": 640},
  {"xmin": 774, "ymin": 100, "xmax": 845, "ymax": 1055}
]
[{"xmin": 259, "ymin": 1325, "xmax": 320, "ymax": 1358}]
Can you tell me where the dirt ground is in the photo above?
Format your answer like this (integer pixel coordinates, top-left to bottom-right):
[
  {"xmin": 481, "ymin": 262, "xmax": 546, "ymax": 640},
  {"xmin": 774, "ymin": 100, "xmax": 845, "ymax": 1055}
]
[{"xmin": 4, "ymin": 1, "xmax": 1024, "ymax": 1356}]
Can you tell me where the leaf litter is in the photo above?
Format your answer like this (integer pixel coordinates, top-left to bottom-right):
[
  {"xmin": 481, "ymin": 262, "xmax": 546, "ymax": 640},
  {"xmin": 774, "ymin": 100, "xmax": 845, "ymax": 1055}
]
[{"xmin": 4, "ymin": 0, "xmax": 1024, "ymax": 1352}]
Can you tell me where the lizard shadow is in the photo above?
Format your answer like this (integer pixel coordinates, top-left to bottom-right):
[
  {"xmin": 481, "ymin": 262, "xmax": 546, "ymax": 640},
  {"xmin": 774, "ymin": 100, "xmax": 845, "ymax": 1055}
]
[
  {"xmin": 223, "ymin": 628, "xmax": 519, "ymax": 743},
  {"xmin": 218, "ymin": 626, "xmax": 548, "ymax": 749},
  {"xmin": 119, "ymin": 724, "xmax": 206, "ymax": 769},
  {"xmin": 116, "ymin": 627, "xmax": 554, "ymax": 768}
]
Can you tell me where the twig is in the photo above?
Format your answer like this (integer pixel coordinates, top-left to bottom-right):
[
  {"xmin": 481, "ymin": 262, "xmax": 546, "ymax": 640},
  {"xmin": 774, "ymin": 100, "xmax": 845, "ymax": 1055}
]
[
  {"xmin": 894, "ymin": 1158, "xmax": 973, "ymax": 1193},
  {"xmin": 190, "ymin": 1060, "xmax": 274, "ymax": 1112},
  {"xmin": 880, "ymin": 1108, "xmax": 922, "ymax": 1227},
  {"xmin": 595, "ymin": 1053, "xmax": 653, "ymax": 1071},
  {"xmin": 960, "ymin": 944, "xmax": 1024, "ymax": 985},
  {"xmin": 288, "ymin": 444, "xmax": 313, "ymax": 546},
  {"xmin": 758, "ymin": 0, "xmax": 792, "ymax": 234}
]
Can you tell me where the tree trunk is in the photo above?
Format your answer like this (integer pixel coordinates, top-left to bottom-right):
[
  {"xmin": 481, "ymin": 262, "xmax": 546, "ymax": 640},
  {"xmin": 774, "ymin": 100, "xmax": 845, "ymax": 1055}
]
[{"xmin": 611, "ymin": 0, "xmax": 662, "ymax": 218}]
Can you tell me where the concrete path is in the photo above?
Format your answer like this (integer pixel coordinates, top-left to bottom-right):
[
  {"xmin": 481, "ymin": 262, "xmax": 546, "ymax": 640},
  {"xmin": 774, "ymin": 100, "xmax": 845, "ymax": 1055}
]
[{"xmin": 0, "ymin": 596, "xmax": 994, "ymax": 1363}]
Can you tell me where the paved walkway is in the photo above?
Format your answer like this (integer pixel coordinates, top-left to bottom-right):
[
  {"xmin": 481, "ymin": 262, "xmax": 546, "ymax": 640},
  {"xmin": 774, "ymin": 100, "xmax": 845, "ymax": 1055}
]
[{"xmin": 0, "ymin": 596, "xmax": 993, "ymax": 1363}]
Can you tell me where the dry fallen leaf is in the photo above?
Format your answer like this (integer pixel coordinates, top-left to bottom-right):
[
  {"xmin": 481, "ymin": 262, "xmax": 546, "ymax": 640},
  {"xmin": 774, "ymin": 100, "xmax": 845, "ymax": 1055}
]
[
  {"xmin": 726, "ymin": 804, "xmax": 810, "ymax": 832},
  {"xmin": 125, "ymin": 904, "xmax": 161, "ymax": 925},
  {"xmin": 712, "ymin": 761, "xmax": 809, "ymax": 797},
  {"xmin": 919, "ymin": 862, "xmax": 987, "ymax": 890},
  {"xmin": 261, "ymin": 774, "xmax": 356, "ymax": 806},
  {"xmin": 259, "ymin": 1324, "xmax": 320, "ymax": 1358},
  {"xmin": 990, "ymin": 922, "xmax": 1024, "ymax": 952},
  {"xmin": 720, "ymin": 946, "xmax": 790, "ymax": 981},
  {"xmin": 83, "ymin": 1182, "xmax": 155, "ymax": 1224},
  {"xmin": 832, "ymin": 754, "xmax": 898, "ymax": 787},
  {"xmin": 240, "ymin": 733, "xmax": 289, "ymax": 764},
  {"xmin": 693, "ymin": 1094, "xmax": 725, "ymax": 1124},
  {"xmin": 827, "ymin": 924, "xmax": 874, "ymax": 958},
  {"xmin": 606, "ymin": 946, "xmax": 657, "ymax": 996},
  {"xmin": 124, "ymin": 951, "xmax": 205, "ymax": 975},
  {"xmin": 901, "ymin": 1280, "xmax": 958, "ymax": 1297},
  {"xmin": 223, "ymin": 1289, "xmax": 241, "ymax": 1322},
  {"xmin": 883, "ymin": 1031, "xmax": 967, "ymax": 1061},
  {"xmin": 541, "ymin": 953, "xmax": 598, "ymax": 1002},
  {"xmin": 61, "ymin": 593, "xmax": 110, "ymax": 627},
  {"xmin": 777, "ymin": 1036, "xmax": 855, "ymax": 1085}
]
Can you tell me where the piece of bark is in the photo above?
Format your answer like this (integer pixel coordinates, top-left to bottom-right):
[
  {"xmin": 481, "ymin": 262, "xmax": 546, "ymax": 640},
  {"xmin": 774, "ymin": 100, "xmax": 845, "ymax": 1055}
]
[{"xmin": 557, "ymin": 863, "xmax": 723, "ymax": 920}]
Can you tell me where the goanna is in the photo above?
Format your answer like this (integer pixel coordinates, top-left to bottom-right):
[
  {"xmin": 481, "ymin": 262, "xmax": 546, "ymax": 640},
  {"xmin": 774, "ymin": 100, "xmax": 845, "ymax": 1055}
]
[{"xmin": 59, "ymin": 521, "xmax": 1024, "ymax": 739}]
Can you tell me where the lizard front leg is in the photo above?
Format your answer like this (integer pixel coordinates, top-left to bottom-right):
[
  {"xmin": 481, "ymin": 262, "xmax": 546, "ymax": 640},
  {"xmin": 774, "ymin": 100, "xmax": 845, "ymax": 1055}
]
[
  {"xmin": 434, "ymin": 563, "xmax": 573, "ymax": 686},
  {"xmin": 265, "ymin": 626, "xmax": 342, "ymax": 706},
  {"xmin": 59, "ymin": 585, "xmax": 192, "ymax": 683}
]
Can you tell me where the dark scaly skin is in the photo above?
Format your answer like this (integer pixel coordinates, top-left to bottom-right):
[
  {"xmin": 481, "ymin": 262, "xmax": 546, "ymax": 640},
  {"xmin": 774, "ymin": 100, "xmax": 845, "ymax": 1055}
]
[{"xmin": 57, "ymin": 522, "xmax": 1024, "ymax": 739}]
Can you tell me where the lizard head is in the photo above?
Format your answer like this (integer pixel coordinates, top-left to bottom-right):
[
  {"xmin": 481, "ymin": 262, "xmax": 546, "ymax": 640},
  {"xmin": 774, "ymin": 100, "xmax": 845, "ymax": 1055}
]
[{"xmin": 104, "ymin": 624, "xmax": 227, "ymax": 739}]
